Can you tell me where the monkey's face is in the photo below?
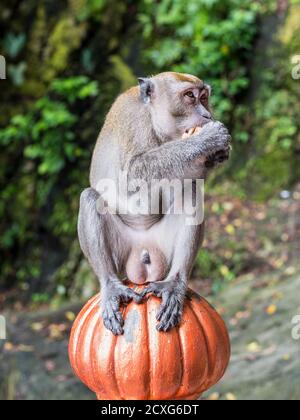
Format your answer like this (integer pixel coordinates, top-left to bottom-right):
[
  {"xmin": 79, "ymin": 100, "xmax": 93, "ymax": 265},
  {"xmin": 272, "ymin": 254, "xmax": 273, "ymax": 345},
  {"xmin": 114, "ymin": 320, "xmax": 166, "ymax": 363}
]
[{"xmin": 139, "ymin": 72, "xmax": 213, "ymax": 141}]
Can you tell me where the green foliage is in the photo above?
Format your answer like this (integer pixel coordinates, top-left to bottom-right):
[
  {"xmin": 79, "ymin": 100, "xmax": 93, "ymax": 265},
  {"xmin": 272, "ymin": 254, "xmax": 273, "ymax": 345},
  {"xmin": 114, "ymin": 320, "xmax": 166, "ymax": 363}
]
[
  {"xmin": 3, "ymin": 33, "xmax": 26, "ymax": 59},
  {"xmin": 31, "ymin": 293, "xmax": 50, "ymax": 304},
  {"xmin": 237, "ymin": 4, "xmax": 300, "ymax": 200},
  {"xmin": 197, "ymin": 239, "xmax": 248, "ymax": 293},
  {"xmin": 138, "ymin": 0, "xmax": 299, "ymax": 200},
  {"xmin": 0, "ymin": 77, "xmax": 98, "ymax": 176},
  {"xmin": 0, "ymin": 75, "xmax": 99, "ymax": 286},
  {"xmin": 77, "ymin": 0, "xmax": 107, "ymax": 21},
  {"xmin": 139, "ymin": 0, "xmax": 261, "ymax": 121},
  {"xmin": 0, "ymin": 0, "xmax": 299, "ymax": 301}
]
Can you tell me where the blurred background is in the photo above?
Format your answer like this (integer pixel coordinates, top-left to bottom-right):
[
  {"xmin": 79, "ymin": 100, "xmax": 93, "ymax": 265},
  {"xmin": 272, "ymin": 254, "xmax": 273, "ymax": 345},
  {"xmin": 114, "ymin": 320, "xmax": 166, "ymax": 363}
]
[{"xmin": 0, "ymin": 0, "xmax": 299, "ymax": 400}]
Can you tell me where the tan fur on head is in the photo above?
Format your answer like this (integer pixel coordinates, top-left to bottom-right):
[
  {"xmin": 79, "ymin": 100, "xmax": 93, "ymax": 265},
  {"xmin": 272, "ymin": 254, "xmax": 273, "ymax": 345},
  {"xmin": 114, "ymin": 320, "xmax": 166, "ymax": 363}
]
[{"xmin": 168, "ymin": 72, "xmax": 203, "ymax": 86}]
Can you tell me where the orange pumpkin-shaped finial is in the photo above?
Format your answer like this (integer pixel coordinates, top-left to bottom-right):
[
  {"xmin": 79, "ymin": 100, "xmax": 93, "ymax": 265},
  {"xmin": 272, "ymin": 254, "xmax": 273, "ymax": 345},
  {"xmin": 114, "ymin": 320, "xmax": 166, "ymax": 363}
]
[{"xmin": 69, "ymin": 286, "xmax": 230, "ymax": 400}]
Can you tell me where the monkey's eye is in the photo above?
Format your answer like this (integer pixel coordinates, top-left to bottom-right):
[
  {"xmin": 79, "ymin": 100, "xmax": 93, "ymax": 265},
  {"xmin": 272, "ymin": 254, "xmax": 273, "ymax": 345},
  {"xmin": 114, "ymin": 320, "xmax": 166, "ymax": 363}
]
[{"xmin": 185, "ymin": 91, "xmax": 195, "ymax": 99}]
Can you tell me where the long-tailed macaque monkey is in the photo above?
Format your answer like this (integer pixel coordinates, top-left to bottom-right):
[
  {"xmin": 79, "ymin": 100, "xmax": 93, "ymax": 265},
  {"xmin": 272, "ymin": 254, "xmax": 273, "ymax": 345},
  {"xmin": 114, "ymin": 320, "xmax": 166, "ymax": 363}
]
[{"xmin": 78, "ymin": 72, "xmax": 231, "ymax": 335}]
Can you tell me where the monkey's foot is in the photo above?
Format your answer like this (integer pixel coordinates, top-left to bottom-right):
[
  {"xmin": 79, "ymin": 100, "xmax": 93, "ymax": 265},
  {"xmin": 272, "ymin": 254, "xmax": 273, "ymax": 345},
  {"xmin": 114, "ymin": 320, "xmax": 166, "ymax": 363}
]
[
  {"xmin": 101, "ymin": 283, "xmax": 143, "ymax": 335},
  {"xmin": 142, "ymin": 278, "xmax": 186, "ymax": 332}
]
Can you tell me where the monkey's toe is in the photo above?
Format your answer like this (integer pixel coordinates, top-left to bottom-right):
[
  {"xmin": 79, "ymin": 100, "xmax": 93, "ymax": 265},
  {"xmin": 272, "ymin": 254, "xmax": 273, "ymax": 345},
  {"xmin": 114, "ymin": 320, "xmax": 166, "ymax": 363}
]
[
  {"xmin": 141, "ymin": 279, "xmax": 185, "ymax": 331},
  {"xmin": 101, "ymin": 298, "xmax": 124, "ymax": 335},
  {"xmin": 141, "ymin": 282, "xmax": 164, "ymax": 298},
  {"xmin": 102, "ymin": 311, "xmax": 124, "ymax": 335},
  {"xmin": 156, "ymin": 294, "xmax": 183, "ymax": 332},
  {"xmin": 121, "ymin": 287, "xmax": 143, "ymax": 304}
]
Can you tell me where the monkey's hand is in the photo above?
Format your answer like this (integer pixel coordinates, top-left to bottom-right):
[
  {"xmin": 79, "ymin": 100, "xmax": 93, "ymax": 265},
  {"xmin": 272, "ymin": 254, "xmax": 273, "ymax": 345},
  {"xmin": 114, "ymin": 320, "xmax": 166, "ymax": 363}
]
[
  {"xmin": 101, "ymin": 280, "xmax": 143, "ymax": 335},
  {"xmin": 194, "ymin": 121, "xmax": 231, "ymax": 167},
  {"xmin": 205, "ymin": 147, "xmax": 231, "ymax": 168},
  {"xmin": 141, "ymin": 275, "xmax": 186, "ymax": 332}
]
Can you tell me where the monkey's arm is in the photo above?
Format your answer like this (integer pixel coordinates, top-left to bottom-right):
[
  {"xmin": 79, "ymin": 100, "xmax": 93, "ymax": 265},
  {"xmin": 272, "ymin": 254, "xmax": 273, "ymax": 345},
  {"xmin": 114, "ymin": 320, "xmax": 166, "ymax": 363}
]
[{"xmin": 127, "ymin": 121, "xmax": 231, "ymax": 181}]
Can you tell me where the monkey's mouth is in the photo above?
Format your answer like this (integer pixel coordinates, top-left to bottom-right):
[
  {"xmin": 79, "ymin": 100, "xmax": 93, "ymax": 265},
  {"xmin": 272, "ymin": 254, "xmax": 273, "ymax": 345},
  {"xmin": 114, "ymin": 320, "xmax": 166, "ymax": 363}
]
[{"xmin": 182, "ymin": 126, "xmax": 202, "ymax": 140}]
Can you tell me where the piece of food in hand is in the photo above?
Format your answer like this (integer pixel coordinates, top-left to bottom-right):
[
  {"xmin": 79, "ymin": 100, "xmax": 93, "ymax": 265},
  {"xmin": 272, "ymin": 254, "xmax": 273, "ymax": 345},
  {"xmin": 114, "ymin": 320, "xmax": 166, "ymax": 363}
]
[{"xmin": 182, "ymin": 126, "xmax": 202, "ymax": 139}]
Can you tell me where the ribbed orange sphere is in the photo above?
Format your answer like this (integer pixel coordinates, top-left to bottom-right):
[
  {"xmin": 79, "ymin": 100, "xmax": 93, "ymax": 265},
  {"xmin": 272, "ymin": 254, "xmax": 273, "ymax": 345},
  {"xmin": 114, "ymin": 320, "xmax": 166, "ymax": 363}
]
[{"xmin": 69, "ymin": 287, "xmax": 230, "ymax": 400}]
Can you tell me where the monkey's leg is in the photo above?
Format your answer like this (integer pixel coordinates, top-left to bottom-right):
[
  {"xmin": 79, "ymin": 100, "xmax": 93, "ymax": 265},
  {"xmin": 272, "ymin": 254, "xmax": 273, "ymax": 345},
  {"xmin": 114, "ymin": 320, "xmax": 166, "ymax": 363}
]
[
  {"xmin": 142, "ymin": 219, "xmax": 205, "ymax": 332},
  {"xmin": 78, "ymin": 188, "xmax": 142, "ymax": 335}
]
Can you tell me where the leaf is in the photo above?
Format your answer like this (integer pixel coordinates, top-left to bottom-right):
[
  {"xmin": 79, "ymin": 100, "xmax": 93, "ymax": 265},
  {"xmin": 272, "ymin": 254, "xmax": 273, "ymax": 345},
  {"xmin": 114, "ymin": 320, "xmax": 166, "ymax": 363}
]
[
  {"xmin": 247, "ymin": 342, "xmax": 262, "ymax": 353},
  {"xmin": 284, "ymin": 266, "xmax": 296, "ymax": 276},
  {"xmin": 18, "ymin": 344, "xmax": 34, "ymax": 352},
  {"xmin": 225, "ymin": 224, "xmax": 236, "ymax": 235},
  {"xmin": 45, "ymin": 360, "xmax": 56, "ymax": 372},
  {"xmin": 65, "ymin": 311, "xmax": 76, "ymax": 322},
  {"xmin": 4, "ymin": 342, "xmax": 15, "ymax": 352},
  {"xmin": 7, "ymin": 62, "xmax": 27, "ymax": 86},
  {"xmin": 3, "ymin": 33, "xmax": 26, "ymax": 58},
  {"xmin": 265, "ymin": 305, "xmax": 277, "ymax": 316},
  {"xmin": 220, "ymin": 265, "xmax": 230, "ymax": 277},
  {"xmin": 226, "ymin": 393, "xmax": 237, "ymax": 401},
  {"xmin": 30, "ymin": 322, "xmax": 45, "ymax": 332},
  {"xmin": 48, "ymin": 323, "xmax": 67, "ymax": 340},
  {"xmin": 208, "ymin": 392, "xmax": 220, "ymax": 401}
]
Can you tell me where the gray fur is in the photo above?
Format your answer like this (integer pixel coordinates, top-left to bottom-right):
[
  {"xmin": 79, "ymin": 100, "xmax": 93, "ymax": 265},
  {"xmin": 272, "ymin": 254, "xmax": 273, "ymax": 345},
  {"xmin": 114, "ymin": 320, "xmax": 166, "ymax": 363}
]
[{"xmin": 78, "ymin": 72, "xmax": 231, "ymax": 335}]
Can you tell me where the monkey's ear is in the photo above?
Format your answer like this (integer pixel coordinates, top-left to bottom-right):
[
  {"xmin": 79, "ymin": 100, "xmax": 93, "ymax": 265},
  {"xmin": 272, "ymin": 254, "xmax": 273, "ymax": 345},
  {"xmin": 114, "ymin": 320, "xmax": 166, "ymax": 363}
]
[
  {"xmin": 138, "ymin": 78, "xmax": 154, "ymax": 103},
  {"xmin": 205, "ymin": 84, "xmax": 212, "ymax": 97}
]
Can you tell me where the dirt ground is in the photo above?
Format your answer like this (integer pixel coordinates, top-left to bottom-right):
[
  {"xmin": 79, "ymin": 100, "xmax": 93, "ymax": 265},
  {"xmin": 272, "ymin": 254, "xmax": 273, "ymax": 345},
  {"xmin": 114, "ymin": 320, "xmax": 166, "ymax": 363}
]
[
  {"xmin": 1, "ymin": 189, "xmax": 299, "ymax": 400},
  {"xmin": 1, "ymin": 266, "xmax": 299, "ymax": 400}
]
